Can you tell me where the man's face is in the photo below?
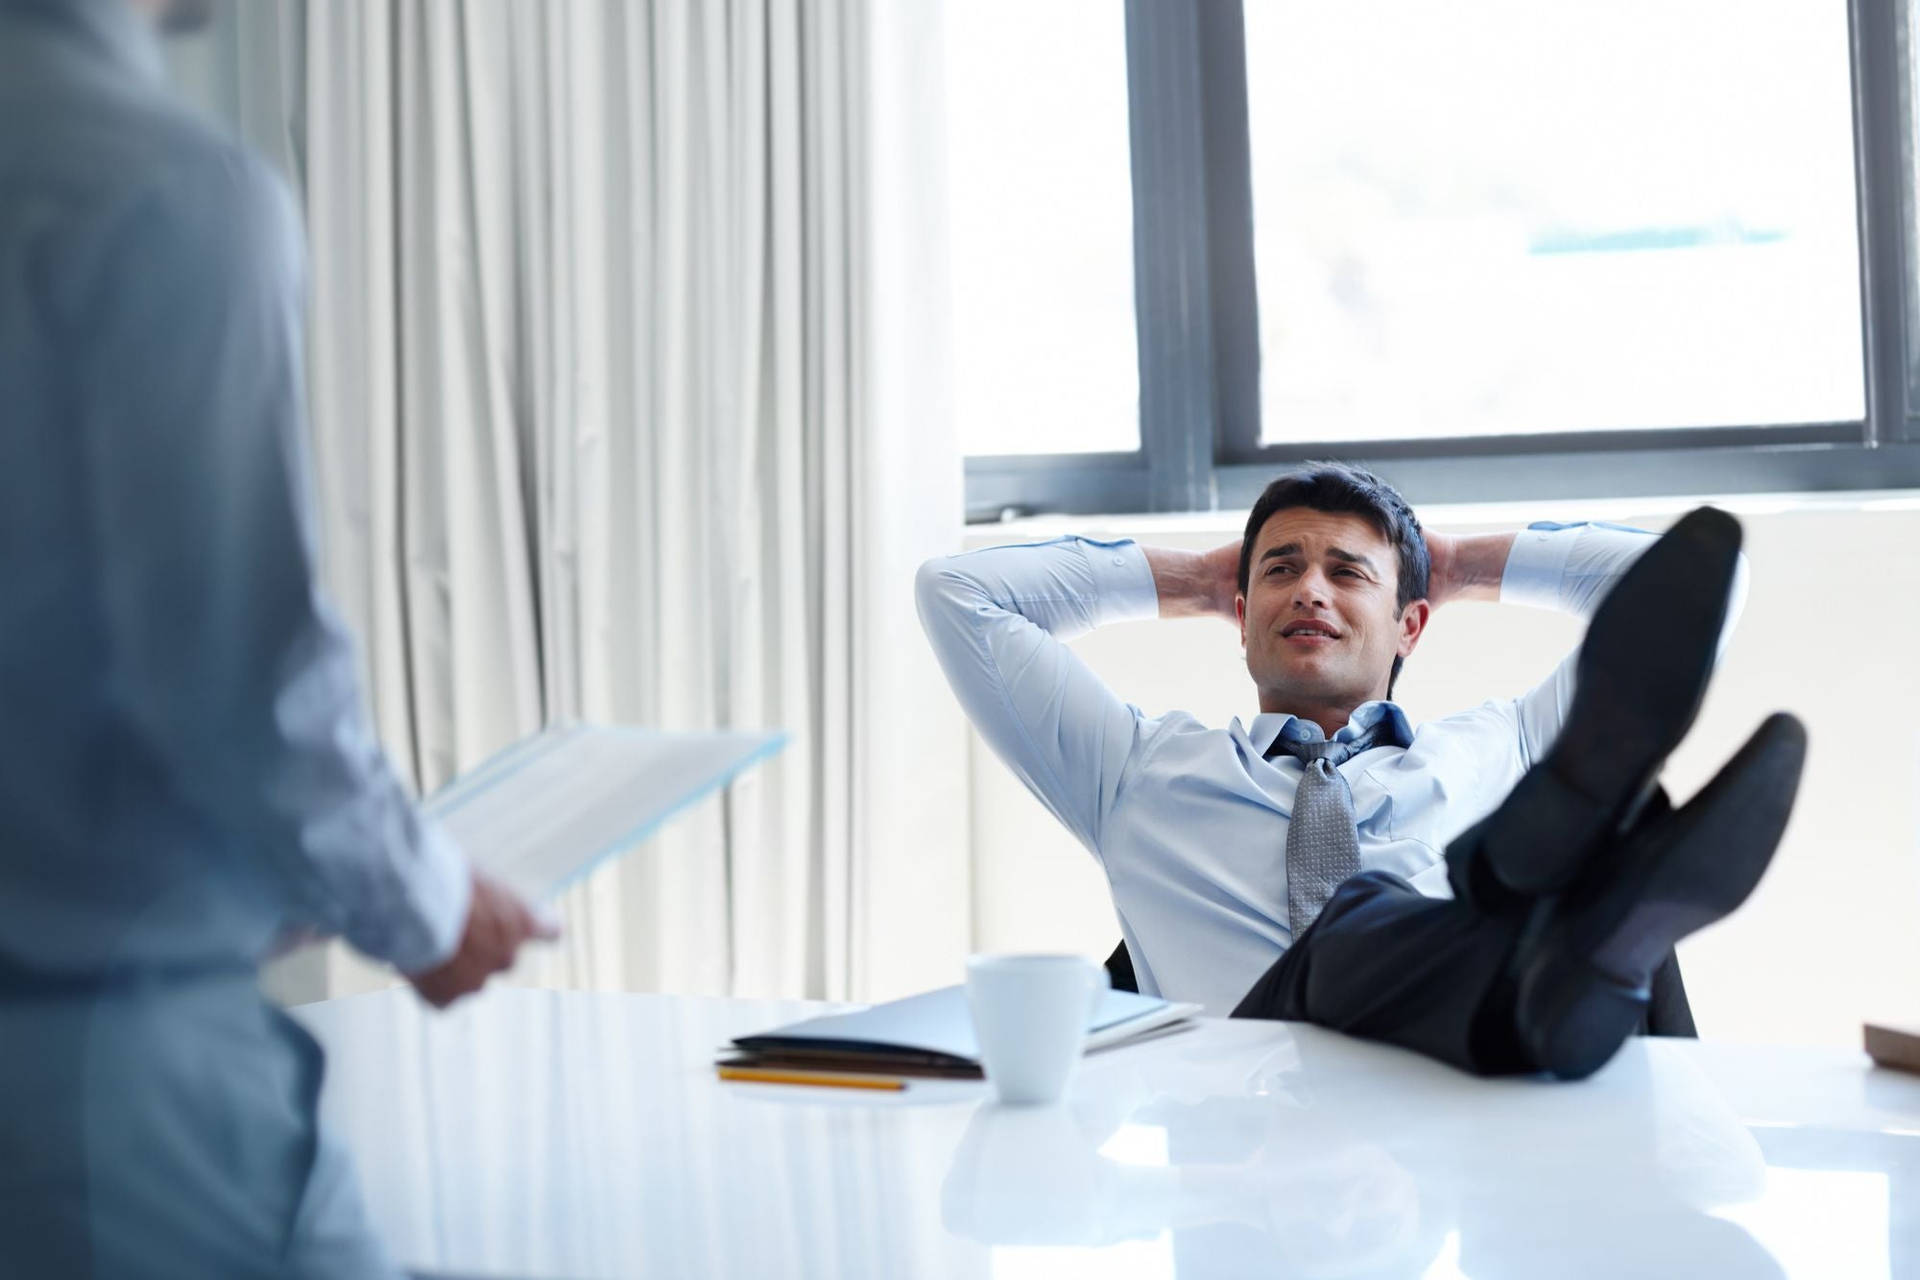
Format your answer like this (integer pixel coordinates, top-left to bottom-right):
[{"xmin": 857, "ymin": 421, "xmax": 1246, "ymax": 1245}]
[{"xmin": 1237, "ymin": 508, "xmax": 1429, "ymax": 713}]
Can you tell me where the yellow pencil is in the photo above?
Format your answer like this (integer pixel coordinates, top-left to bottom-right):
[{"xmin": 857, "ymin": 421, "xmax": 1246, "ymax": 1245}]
[{"xmin": 716, "ymin": 1064, "xmax": 908, "ymax": 1091}]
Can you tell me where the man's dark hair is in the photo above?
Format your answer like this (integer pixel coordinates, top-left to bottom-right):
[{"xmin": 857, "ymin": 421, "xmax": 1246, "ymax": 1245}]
[{"xmin": 1237, "ymin": 462, "xmax": 1431, "ymax": 696}]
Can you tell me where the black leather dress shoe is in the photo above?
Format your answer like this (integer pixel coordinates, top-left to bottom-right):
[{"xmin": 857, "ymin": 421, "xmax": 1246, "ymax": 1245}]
[
  {"xmin": 1512, "ymin": 712, "xmax": 1806, "ymax": 1080},
  {"xmin": 1470, "ymin": 506, "xmax": 1744, "ymax": 899}
]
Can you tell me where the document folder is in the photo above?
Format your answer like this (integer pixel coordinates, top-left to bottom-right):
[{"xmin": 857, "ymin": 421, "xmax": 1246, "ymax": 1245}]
[
  {"xmin": 722, "ymin": 984, "xmax": 1201, "ymax": 1079},
  {"xmin": 426, "ymin": 722, "xmax": 786, "ymax": 903}
]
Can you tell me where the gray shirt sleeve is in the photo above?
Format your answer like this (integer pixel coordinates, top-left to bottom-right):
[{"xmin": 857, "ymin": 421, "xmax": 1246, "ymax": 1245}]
[{"xmin": 75, "ymin": 146, "xmax": 470, "ymax": 975}]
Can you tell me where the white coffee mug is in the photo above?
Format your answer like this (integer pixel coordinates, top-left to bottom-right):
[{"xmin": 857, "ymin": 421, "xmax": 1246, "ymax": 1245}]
[{"xmin": 965, "ymin": 953, "xmax": 1109, "ymax": 1106}]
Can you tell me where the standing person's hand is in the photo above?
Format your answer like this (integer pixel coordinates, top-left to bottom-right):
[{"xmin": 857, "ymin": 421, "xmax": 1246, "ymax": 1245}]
[{"xmin": 407, "ymin": 872, "xmax": 560, "ymax": 1008}]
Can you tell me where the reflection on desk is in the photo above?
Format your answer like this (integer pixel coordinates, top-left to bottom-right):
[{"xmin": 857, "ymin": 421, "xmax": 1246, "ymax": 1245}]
[{"xmin": 295, "ymin": 986, "xmax": 1920, "ymax": 1279}]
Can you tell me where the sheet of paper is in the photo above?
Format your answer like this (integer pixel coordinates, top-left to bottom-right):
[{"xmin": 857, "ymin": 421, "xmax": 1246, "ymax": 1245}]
[{"xmin": 425, "ymin": 723, "xmax": 786, "ymax": 903}]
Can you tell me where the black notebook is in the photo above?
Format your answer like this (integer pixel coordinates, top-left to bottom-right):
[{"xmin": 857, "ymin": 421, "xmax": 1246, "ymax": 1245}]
[{"xmin": 721, "ymin": 984, "xmax": 1201, "ymax": 1079}]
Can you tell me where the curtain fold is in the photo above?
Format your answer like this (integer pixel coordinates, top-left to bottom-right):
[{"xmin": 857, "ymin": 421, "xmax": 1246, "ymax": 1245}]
[{"xmin": 239, "ymin": 0, "xmax": 967, "ymax": 1003}]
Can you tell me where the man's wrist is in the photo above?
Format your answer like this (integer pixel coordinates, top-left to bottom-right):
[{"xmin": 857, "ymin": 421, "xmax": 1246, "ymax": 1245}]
[
  {"xmin": 1143, "ymin": 545, "xmax": 1237, "ymax": 621},
  {"xmin": 1430, "ymin": 532, "xmax": 1517, "ymax": 605}
]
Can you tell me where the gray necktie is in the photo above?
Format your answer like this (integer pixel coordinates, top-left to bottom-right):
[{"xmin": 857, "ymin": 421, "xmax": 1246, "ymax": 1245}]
[{"xmin": 1270, "ymin": 724, "xmax": 1384, "ymax": 939}]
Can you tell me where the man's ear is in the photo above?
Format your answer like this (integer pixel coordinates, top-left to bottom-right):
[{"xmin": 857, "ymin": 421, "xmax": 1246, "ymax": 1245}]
[
  {"xmin": 1235, "ymin": 593, "xmax": 1247, "ymax": 647},
  {"xmin": 1396, "ymin": 598, "xmax": 1431, "ymax": 658}
]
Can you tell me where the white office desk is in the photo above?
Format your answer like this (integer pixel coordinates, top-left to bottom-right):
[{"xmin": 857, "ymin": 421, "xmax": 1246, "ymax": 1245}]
[{"xmin": 295, "ymin": 986, "xmax": 1920, "ymax": 1280}]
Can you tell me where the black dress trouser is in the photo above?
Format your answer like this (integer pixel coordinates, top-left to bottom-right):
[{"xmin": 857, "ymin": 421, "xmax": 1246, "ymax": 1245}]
[
  {"xmin": 1225, "ymin": 865, "xmax": 1696, "ymax": 1075},
  {"xmin": 1229, "ymin": 870, "xmax": 1535, "ymax": 1074}
]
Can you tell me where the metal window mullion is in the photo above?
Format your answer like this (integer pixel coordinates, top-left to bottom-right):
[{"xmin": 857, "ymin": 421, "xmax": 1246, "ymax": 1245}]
[
  {"xmin": 1896, "ymin": 0, "xmax": 1920, "ymax": 441},
  {"xmin": 963, "ymin": 456, "xmax": 1152, "ymax": 522},
  {"xmin": 1850, "ymin": 0, "xmax": 1915, "ymax": 443},
  {"xmin": 1217, "ymin": 441, "xmax": 1920, "ymax": 511},
  {"xmin": 1195, "ymin": 0, "xmax": 1262, "ymax": 461},
  {"xmin": 1125, "ymin": 0, "xmax": 1217, "ymax": 512},
  {"xmin": 1242, "ymin": 419, "xmax": 1854, "ymax": 465}
]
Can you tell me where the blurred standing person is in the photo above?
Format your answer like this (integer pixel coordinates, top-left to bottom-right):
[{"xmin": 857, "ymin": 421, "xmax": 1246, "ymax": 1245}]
[{"xmin": 0, "ymin": 1, "xmax": 555, "ymax": 1274}]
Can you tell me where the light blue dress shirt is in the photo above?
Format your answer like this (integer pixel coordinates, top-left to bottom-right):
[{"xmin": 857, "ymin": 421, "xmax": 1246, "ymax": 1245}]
[
  {"xmin": 0, "ymin": 0, "xmax": 468, "ymax": 982},
  {"xmin": 918, "ymin": 524, "xmax": 1745, "ymax": 1016}
]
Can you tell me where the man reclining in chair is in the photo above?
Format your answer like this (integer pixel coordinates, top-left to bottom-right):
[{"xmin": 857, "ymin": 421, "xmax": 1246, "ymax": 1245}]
[{"xmin": 917, "ymin": 464, "xmax": 1804, "ymax": 1079}]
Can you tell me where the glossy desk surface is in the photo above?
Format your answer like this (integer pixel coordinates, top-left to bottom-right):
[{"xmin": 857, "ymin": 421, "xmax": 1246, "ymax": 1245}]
[{"xmin": 296, "ymin": 986, "xmax": 1920, "ymax": 1280}]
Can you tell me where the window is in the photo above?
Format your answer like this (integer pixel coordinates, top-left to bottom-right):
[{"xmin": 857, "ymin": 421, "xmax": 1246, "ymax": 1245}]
[
  {"xmin": 945, "ymin": 0, "xmax": 1139, "ymax": 456},
  {"xmin": 958, "ymin": 0, "xmax": 1920, "ymax": 520},
  {"xmin": 1245, "ymin": 0, "xmax": 1862, "ymax": 443}
]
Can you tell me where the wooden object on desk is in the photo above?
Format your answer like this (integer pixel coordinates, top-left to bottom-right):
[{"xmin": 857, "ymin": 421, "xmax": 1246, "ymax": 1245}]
[{"xmin": 1864, "ymin": 1021, "xmax": 1920, "ymax": 1075}]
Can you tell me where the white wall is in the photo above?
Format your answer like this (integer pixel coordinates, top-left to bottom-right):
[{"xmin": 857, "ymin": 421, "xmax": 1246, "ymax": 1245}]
[{"xmin": 965, "ymin": 496, "xmax": 1920, "ymax": 1048}]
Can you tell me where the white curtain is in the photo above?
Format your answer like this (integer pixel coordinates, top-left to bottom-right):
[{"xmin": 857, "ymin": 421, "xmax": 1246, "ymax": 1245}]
[{"xmin": 229, "ymin": 0, "xmax": 969, "ymax": 1003}]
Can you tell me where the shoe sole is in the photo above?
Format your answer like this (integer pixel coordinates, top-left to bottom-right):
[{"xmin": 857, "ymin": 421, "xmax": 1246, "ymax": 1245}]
[
  {"xmin": 1480, "ymin": 507, "xmax": 1743, "ymax": 897},
  {"xmin": 1516, "ymin": 712, "xmax": 1807, "ymax": 1080}
]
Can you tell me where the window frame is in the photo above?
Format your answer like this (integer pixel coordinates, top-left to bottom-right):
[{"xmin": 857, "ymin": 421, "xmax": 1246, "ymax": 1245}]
[{"xmin": 964, "ymin": 0, "xmax": 1920, "ymax": 521}]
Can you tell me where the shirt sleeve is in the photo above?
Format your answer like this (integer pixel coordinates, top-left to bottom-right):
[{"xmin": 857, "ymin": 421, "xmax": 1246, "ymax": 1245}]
[
  {"xmin": 75, "ymin": 145, "xmax": 470, "ymax": 975},
  {"xmin": 916, "ymin": 537, "xmax": 1159, "ymax": 855},
  {"xmin": 1499, "ymin": 521, "xmax": 1749, "ymax": 766}
]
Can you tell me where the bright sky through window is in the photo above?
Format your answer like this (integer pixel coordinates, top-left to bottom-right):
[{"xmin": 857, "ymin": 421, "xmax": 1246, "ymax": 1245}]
[
  {"xmin": 1243, "ymin": 0, "xmax": 1864, "ymax": 443},
  {"xmin": 946, "ymin": 0, "xmax": 1139, "ymax": 457}
]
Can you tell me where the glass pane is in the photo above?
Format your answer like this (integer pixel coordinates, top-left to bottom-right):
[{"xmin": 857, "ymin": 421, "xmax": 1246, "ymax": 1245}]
[
  {"xmin": 1245, "ymin": 1, "xmax": 1864, "ymax": 444},
  {"xmin": 947, "ymin": 0, "xmax": 1139, "ymax": 455}
]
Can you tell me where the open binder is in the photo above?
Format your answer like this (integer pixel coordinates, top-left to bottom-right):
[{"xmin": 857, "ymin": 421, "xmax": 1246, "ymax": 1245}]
[
  {"xmin": 721, "ymin": 984, "xmax": 1202, "ymax": 1079},
  {"xmin": 426, "ymin": 722, "xmax": 786, "ymax": 903}
]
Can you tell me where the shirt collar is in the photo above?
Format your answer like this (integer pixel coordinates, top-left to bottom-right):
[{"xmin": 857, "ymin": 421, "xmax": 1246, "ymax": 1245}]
[
  {"xmin": 1246, "ymin": 700, "xmax": 1415, "ymax": 758},
  {"xmin": 3, "ymin": 0, "xmax": 167, "ymax": 85}
]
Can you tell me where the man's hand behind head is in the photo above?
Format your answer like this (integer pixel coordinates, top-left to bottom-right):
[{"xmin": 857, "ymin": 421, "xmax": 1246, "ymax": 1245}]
[
  {"xmin": 1145, "ymin": 542, "xmax": 1242, "ymax": 622},
  {"xmin": 1422, "ymin": 529, "xmax": 1515, "ymax": 610},
  {"xmin": 407, "ymin": 872, "xmax": 560, "ymax": 1009}
]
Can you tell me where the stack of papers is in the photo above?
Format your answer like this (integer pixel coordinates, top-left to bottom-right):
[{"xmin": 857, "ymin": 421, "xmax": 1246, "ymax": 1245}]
[
  {"xmin": 720, "ymin": 985, "xmax": 1201, "ymax": 1079},
  {"xmin": 427, "ymin": 722, "xmax": 786, "ymax": 903}
]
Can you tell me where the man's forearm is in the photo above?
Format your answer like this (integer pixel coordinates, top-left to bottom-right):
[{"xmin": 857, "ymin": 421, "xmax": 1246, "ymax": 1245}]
[
  {"xmin": 1429, "ymin": 532, "xmax": 1517, "ymax": 606},
  {"xmin": 1143, "ymin": 545, "xmax": 1240, "ymax": 621}
]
